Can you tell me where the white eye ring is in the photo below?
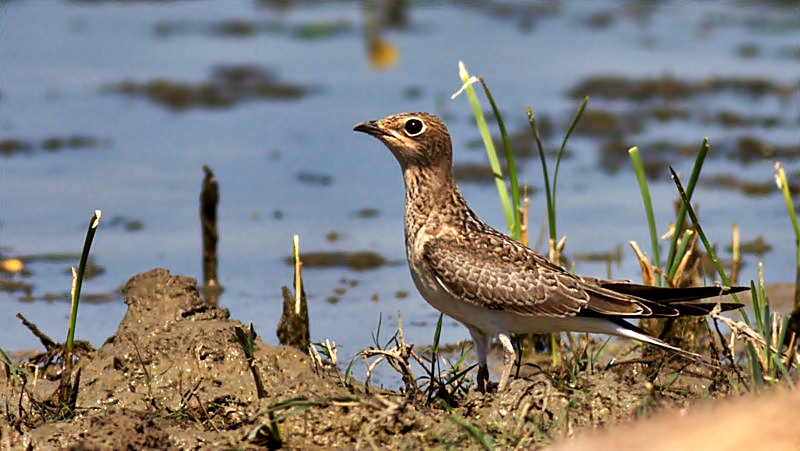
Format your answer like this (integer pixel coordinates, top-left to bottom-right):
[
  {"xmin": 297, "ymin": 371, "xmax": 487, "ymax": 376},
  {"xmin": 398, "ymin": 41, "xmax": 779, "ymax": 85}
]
[{"xmin": 403, "ymin": 118, "xmax": 426, "ymax": 137}]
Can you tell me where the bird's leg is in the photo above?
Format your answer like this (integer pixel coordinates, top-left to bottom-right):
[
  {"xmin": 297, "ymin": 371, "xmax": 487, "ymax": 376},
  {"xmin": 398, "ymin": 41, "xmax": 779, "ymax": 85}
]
[
  {"xmin": 476, "ymin": 364, "xmax": 489, "ymax": 394},
  {"xmin": 468, "ymin": 327, "xmax": 491, "ymax": 393},
  {"xmin": 497, "ymin": 333, "xmax": 516, "ymax": 392}
]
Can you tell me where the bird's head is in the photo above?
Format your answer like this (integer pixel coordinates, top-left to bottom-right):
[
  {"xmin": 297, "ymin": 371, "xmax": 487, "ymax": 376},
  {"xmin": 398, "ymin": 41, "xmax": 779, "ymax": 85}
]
[{"xmin": 354, "ymin": 112, "xmax": 453, "ymax": 172}]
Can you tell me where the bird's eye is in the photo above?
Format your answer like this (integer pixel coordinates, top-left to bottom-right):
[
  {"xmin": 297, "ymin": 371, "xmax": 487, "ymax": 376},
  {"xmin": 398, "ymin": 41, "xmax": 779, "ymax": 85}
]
[{"xmin": 404, "ymin": 118, "xmax": 425, "ymax": 137}]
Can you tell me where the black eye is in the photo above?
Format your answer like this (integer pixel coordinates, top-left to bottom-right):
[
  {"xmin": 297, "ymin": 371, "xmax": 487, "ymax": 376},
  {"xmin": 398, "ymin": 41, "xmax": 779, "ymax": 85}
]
[{"xmin": 404, "ymin": 118, "xmax": 425, "ymax": 136}]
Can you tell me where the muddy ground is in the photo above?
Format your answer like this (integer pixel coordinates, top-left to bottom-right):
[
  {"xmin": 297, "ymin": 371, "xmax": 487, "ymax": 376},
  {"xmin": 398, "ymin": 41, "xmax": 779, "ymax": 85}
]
[{"xmin": 0, "ymin": 268, "xmax": 795, "ymax": 449}]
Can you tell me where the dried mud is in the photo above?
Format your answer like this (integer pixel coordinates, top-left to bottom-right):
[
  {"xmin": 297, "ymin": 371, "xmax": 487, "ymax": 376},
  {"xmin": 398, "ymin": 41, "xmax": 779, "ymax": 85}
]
[{"xmin": 0, "ymin": 269, "xmax": 795, "ymax": 449}]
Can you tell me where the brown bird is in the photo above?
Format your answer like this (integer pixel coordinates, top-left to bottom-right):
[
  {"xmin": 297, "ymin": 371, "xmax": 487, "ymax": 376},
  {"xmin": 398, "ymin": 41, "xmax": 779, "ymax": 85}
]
[{"xmin": 354, "ymin": 112, "xmax": 746, "ymax": 392}]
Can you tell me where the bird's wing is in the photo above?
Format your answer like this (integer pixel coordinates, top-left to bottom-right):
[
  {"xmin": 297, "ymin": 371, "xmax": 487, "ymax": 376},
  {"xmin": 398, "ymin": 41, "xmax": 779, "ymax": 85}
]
[{"xmin": 421, "ymin": 230, "xmax": 650, "ymax": 317}]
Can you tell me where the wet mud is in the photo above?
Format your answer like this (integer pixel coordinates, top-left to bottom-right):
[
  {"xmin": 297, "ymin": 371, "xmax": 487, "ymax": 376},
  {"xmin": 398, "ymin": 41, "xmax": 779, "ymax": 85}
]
[{"xmin": 4, "ymin": 268, "xmax": 794, "ymax": 449}]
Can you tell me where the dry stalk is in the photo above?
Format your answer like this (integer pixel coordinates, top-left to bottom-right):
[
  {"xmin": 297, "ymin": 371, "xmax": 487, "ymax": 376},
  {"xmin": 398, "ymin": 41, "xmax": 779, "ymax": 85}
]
[
  {"xmin": 659, "ymin": 223, "xmax": 675, "ymax": 241},
  {"xmin": 362, "ymin": 311, "xmax": 419, "ymax": 395},
  {"xmin": 556, "ymin": 236, "xmax": 567, "ymax": 260},
  {"xmin": 709, "ymin": 305, "xmax": 797, "ymax": 372},
  {"xmin": 671, "ymin": 231, "xmax": 697, "ymax": 285},
  {"xmin": 309, "ymin": 339, "xmax": 347, "ymax": 386},
  {"xmin": 294, "ymin": 235, "xmax": 302, "ymax": 315},
  {"xmin": 653, "ymin": 267, "xmax": 674, "ymax": 287},
  {"xmin": 520, "ymin": 194, "xmax": 530, "ymax": 247},
  {"xmin": 730, "ymin": 223, "xmax": 740, "ymax": 285},
  {"xmin": 548, "ymin": 235, "xmax": 567, "ymax": 266},
  {"xmin": 324, "ymin": 339, "xmax": 338, "ymax": 366},
  {"xmin": 362, "ymin": 353, "xmax": 383, "ymax": 390},
  {"xmin": 308, "ymin": 344, "xmax": 325, "ymax": 373},
  {"xmin": 629, "ymin": 240, "xmax": 656, "ymax": 286}
]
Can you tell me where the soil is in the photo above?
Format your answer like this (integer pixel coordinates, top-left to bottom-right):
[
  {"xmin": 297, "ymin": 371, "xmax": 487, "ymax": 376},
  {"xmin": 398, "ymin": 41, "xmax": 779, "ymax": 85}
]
[{"xmin": 0, "ymin": 269, "xmax": 788, "ymax": 449}]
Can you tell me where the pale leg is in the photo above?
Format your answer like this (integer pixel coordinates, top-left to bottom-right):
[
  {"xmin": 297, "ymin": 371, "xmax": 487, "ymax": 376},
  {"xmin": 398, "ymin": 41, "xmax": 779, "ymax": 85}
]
[
  {"xmin": 497, "ymin": 332, "xmax": 516, "ymax": 391},
  {"xmin": 468, "ymin": 326, "xmax": 491, "ymax": 393}
]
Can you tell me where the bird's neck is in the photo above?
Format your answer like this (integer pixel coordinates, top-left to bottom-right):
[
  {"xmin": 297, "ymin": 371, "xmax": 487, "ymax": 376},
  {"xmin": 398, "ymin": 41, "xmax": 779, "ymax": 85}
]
[{"xmin": 401, "ymin": 164, "xmax": 466, "ymax": 239}]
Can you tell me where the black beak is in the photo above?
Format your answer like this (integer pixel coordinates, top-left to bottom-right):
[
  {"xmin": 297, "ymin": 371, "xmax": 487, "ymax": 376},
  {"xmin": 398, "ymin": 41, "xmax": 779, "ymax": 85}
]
[{"xmin": 353, "ymin": 120, "xmax": 382, "ymax": 136}]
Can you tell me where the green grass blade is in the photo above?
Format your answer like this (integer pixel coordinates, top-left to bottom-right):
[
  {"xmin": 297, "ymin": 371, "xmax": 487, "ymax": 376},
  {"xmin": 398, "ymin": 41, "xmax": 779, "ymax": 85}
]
[
  {"xmin": 443, "ymin": 402, "xmax": 495, "ymax": 450},
  {"xmin": 746, "ymin": 342, "xmax": 763, "ymax": 390},
  {"xmin": 668, "ymin": 229, "xmax": 695, "ymax": 281},
  {"xmin": 668, "ymin": 167, "xmax": 750, "ymax": 325},
  {"xmin": 668, "ymin": 165, "xmax": 726, "ymax": 282},
  {"xmin": 629, "ymin": 147, "xmax": 661, "ymax": 285},
  {"xmin": 527, "ymin": 98, "xmax": 587, "ymax": 243},
  {"xmin": 773, "ymin": 356, "xmax": 795, "ymax": 389},
  {"xmin": 529, "ymin": 109, "xmax": 556, "ymax": 364},
  {"xmin": 425, "ymin": 313, "xmax": 445, "ymax": 401},
  {"xmin": 371, "ymin": 313, "xmax": 383, "ymax": 348},
  {"xmin": 526, "ymin": 108, "xmax": 554, "ymax": 240},
  {"xmin": 750, "ymin": 280, "xmax": 763, "ymax": 334},
  {"xmin": 66, "ymin": 210, "xmax": 101, "ymax": 353},
  {"xmin": 764, "ymin": 301, "xmax": 773, "ymax": 378},
  {"xmin": 456, "ymin": 61, "xmax": 514, "ymax": 233},
  {"xmin": 775, "ymin": 315, "xmax": 791, "ymax": 370},
  {"xmin": 665, "ymin": 139, "xmax": 709, "ymax": 275},
  {"xmin": 430, "ymin": 313, "xmax": 443, "ymax": 380},
  {"xmin": 0, "ymin": 347, "xmax": 31, "ymax": 383},
  {"xmin": 775, "ymin": 163, "xmax": 800, "ymax": 310},
  {"xmin": 775, "ymin": 164, "xmax": 800, "ymax": 256},
  {"xmin": 554, "ymin": 98, "xmax": 588, "ymax": 208},
  {"xmin": 528, "ymin": 100, "xmax": 587, "ymax": 364},
  {"xmin": 479, "ymin": 79, "xmax": 520, "ymax": 240},
  {"xmin": 343, "ymin": 352, "xmax": 359, "ymax": 383}
]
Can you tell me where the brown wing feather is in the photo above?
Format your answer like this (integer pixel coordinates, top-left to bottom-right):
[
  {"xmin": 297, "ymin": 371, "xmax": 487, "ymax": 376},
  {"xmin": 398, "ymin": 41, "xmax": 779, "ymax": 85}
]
[
  {"xmin": 420, "ymin": 211, "xmax": 745, "ymax": 319},
  {"xmin": 421, "ymin": 230, "xmax": 649, "ymax": 318}
]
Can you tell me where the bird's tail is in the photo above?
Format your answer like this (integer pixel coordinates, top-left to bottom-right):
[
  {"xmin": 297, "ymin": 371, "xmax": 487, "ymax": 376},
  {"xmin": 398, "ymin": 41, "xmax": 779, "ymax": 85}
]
[
  {"xmin": 602, "ymin": 282, "xmax": 749, "ymax": 304},
  {"xmin": 607, "ymin": 317, "xmax": 713, "ymax": 363},
  {"xmin": 601, "ymin": 283, "xmax": 749, "ymax": 317}
]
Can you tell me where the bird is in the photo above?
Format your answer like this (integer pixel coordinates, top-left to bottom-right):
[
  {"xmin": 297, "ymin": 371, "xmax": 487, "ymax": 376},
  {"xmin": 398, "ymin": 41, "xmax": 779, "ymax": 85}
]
[{"xmin": 353, "ymin": 111, "xmax": 747, "ymax": 392}]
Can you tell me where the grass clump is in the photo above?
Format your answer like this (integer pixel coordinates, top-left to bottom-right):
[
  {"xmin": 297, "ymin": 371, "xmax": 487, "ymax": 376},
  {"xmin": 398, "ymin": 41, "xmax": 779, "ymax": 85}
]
[{"xmin": 447, "ymin": 61, "xmax": 798, "ymax": 398}]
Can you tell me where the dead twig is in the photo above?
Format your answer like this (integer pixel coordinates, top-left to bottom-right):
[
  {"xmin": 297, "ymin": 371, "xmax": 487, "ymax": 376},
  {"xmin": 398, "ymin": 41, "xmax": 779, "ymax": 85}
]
[
  {"xmin": 709, "ymin": 305, "xmax": 797, "ymax": 375},
  {"xmin": 363, "ymin": 311, "xmax": 419, "ymax": 396},
  {"xmin": 16, "ymin": 314, "xmax": 58, "ymax": 351}
]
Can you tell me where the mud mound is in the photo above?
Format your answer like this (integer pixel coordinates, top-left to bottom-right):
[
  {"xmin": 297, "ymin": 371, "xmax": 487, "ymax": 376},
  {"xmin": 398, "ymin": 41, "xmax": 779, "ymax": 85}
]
[{"xmin": 4, "ymin": 269, "xmax": 367, "ymax": 448}]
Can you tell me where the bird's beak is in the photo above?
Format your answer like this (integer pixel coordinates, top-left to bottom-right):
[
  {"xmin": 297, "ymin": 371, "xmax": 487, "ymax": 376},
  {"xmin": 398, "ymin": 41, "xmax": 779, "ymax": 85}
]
[{"xmin": 353, "ymin": 120, "xmax": 383, "ymax": 137}]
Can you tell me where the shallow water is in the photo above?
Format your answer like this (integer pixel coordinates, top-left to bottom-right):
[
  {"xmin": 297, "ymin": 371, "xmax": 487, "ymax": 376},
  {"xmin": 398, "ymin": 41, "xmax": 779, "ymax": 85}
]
[{"xmin": 1, "ymin": 1, "xmax": 798, "ymax": 386}]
